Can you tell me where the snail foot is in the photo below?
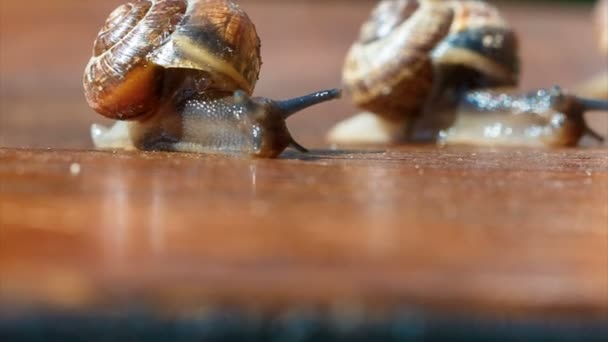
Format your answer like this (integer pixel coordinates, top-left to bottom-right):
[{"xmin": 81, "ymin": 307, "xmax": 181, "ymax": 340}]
[
  {"xmin": 91, "ymin": 121, "xmax": 135, "ymax": 150},
  {"xmin": 327, "ymin": 112, "xmax": 408, "ymax": 145}
]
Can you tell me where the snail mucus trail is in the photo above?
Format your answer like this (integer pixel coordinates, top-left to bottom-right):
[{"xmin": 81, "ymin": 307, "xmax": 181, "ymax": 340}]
[
  {"xmin": 329, "ymin": 0, "xmax": 608, "ymax": 147},
  {"xmin": 84, "ymin": 0, "xmax": 340, "ymax": 158}
]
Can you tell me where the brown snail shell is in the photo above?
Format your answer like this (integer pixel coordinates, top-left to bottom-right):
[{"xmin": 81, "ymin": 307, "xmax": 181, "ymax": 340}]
[
  {"xmin": 431, "ymin": 0, "xmax": 519, "ymax": 89},
  {"xmin": 83, "ymin": 0, "xmax": 261, "ymax": 120},
  {"xmin": 596, "ymin": 0, "xmax": 608, "ymax": 56},
  {"xmin": 575, "ymin": 0, "xmax": 608, "ymax": 100},
  {"xmin": 341, "ymin": 0, "xmax": 519, "ymax": 122}
]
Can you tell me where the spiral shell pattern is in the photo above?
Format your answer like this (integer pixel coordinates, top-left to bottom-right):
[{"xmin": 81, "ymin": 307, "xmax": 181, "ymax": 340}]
[
  {"xmin": 343, "ymin": 0, "xmax": 453, "ymax": 121},
  {"xmin": 149, "ymin": 0, "xmax": 261, "ymax": 96},
  {"xmin": 84, "ymin": 0, "xmax": 187, "ymax": 119},
  {"xmin": 83, "ymin": 0, "xmax": 262, "ymax": 120},
  {"xmin": 343, "ymin": 0, "xmax": 519, "ymax": 121}
]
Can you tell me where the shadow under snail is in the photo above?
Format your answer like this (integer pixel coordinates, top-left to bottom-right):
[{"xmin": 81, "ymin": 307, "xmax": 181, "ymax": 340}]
[
  {"xmin": 328, "ymin": 0, "xmax": 608, "ymax": 147},
  {"xmin": 83, "ymin": 0, "xmax": 341, "ymax": 158}
]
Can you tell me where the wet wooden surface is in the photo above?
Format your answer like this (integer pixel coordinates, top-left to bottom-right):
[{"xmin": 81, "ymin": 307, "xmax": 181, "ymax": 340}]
[{"xmin": 1, "ymin": 0, "xmax": 608, "ymax": 321}]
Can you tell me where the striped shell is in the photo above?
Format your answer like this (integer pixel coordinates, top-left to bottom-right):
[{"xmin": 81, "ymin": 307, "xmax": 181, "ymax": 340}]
[
  {"xmin": 342, "ymin": 0, "xmax": 519, "ymax": 121},
  {"xmin": 83, "ymin": 0, "xmax": 261, "ymax": 120}
]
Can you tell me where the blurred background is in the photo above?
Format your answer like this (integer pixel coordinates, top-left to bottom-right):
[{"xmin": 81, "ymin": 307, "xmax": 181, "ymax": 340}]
[
  {"xmin": 1, "ymin": 2, "xmax": 607, "ymax": 339},
  {"xmin": 0, "ymin": 0, "xmax": 606, "ymax": 149}
]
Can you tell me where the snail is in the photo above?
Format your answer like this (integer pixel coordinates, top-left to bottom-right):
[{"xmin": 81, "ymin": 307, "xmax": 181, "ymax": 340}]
[
  {"xmin": 329, "ymin": 0, "xmax": 607, "ymax": 147},
  {"xmin": 83, "ymin": 0, "xmax": 340, "ymax": 158}
]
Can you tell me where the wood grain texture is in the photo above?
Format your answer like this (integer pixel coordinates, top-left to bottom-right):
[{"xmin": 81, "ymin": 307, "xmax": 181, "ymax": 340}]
[
  {"xmin": 0, "ymin": 0, "xmax": 607, "ymax": 322},
  {"xmin": 1, "ymin": 147, "xmax": 607, "ymax": 319}
]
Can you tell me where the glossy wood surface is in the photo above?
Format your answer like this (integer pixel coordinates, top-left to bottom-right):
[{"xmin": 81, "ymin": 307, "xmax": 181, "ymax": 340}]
[
  {"xmin": 1, "ymin": 0, "xmax": 607, "ymax": 320},
  {"xmin": 1, "ymin": 146, "xmax": 608, "ymax": 319}
]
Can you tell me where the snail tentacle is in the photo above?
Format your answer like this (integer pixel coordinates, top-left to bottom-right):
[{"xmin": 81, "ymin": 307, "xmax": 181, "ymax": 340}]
[
  {"xmin": 574, "ymin": 96, "xmax": 608, "ymax": 142},
  {"xmin": 289, "ymin": 139, "xmax": 310, "ymax": 153},
  {"xmin": 575, "ymin": 97, "xmax": 608, "ymax": 111},
  {"xmin": 275, "ymin": 89, "xmax": 342, "ymax": 119}
]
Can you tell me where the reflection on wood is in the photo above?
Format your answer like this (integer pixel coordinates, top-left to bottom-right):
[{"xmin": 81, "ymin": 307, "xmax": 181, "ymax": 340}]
[{"xmin": 1, "ymin": 147, "xmax": 606, "ymax": 318}]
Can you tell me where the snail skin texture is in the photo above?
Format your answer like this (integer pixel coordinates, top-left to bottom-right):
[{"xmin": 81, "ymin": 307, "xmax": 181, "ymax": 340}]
[
  {"xmin": 84, "ymin": 0, "xmax": 340, "ymax": 158},
  {"xmin": 329, "ymin": 0, "xmax": 607, "ymax": 147},
  {"xmin": 438, "ymin": 87, "xmax": 607, "ymax": 147}
]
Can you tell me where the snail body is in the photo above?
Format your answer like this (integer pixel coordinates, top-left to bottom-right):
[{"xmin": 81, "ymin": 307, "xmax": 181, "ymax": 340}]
[
  {"xmin": 437, "ymin": 87, "xmax": 607, "ymax": 147},
  {"xmin": 330, "ymin": 0, "xmax": 606, "ymax": 147},
  {"xmin": 84, "ymin": 0, "xmax": 340, "ymax": 158},
  {"xmin": 93, "ymin": 87, "xmax": 341, "ymax": 157}
]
